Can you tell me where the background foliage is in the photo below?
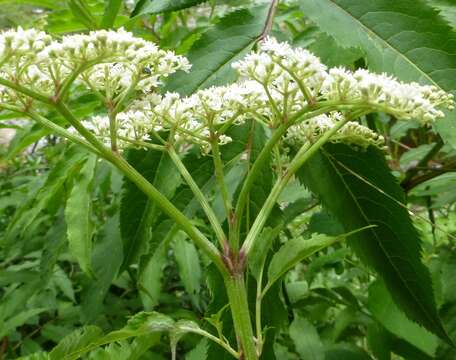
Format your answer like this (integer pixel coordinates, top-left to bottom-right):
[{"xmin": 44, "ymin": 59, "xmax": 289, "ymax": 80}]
[{"xmin": 1, "ymin": 0, "xmax": 456, "ymax": 359}]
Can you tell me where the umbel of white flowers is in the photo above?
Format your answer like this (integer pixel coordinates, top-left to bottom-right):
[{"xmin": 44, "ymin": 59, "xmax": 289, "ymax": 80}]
[{"xmin": 0, "ymin": 28, "xmax": 454, "ymax": 151}]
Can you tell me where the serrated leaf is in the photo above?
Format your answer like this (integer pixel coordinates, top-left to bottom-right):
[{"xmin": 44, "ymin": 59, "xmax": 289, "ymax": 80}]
[
  {"xmin": 120, "ymin": 145, "xmax": 180, "ymax": 271},
  {"xmin": 65, "ymin": 154, "xmax": 97, "ymax": 275},
  {"xmin": 174, "ymin": 233, "xmax": 202, "ymax": 310},
  {"xmin": 5, "ymin": 146, "xmax": 87, "ymax": 245},
  {"xmin": 425, "ymin": 0, "xmax": 456, "ymax": 29},
  {"xmin": 267, "ymin": 233, "xmax": 343, "ymax": 290},
  {"xmin": 81, "ymin": 214, "xmax": 123, "ymax": 322},
  {"xmin": 299, "ymin": 0, "xmax": 456, "ymax": 148},
  {"xmin": 165, "ymin": 5, "xmax": 270, "ymax": 95},
  {"xmin": 49, "ymin": 326, "xmax": 104, "ymax": 360},
  {"xmin": 0, "ymin": 308, "xmax": 47, "ymax": 338},
  {"xmin": 299, "ymin": 143, "xmax": 449, "ymax": 341},
  {"xmin": 132, "ymin": 0, "xmax": 205, "ymax": 16},
  {"xmin": 368, "ymin": 280, "xmax": 438, "ymax": 356},
  {"xmin": 138, "ymin": 220, "xmax": 174, "ymax": 310},
  {"xmin": 87, "ymin": 336, "xmax": 158, "ymax": 360},
  {"xmin": 105, "ymin": 312, "xmax": 175, "ymax": 341},
  {"xmin": 49, "ymin": 312, "xmax": 172, "ymax": 360}
]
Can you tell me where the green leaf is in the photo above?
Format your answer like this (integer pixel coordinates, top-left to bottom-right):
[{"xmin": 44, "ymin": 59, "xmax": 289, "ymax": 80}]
[
  {"xmin": 87, "ymin": 336, "xmax": 157, "ymax": 360},
  {"xmin": 304, "ymin": 248, "xmax": 350, "ymax": 285},
  {"xmin": 170, "ymin": 320, "xmax": 202, "ymax": 359},
  {"xmin": 186, "ymin": 339, "xmax": 208, "ymax": 360},
  {"xmin": 5, "ymin": 146, "xmax": 87, "ymax": 244},
  {"xmin": 40, "ymin": 212, "xmax": 67, "ymax": 278},
  {"xmin": 132, "ymin": 0, "xmax": 205, "ymax": 16},
  {"xmin": 100, "ymin": 0, "xmax": 122, "ymax": 28},
  {"xmin": 368, "ymin": 280, "xmax": 438, "ymax": 356},
  {"xmin": 17, "ymin": 352, "xmax": 50, "ymax": 360},
  {"xmin": 49, "ymin": 326, "xmax": 104, "ymax": 360},
  {"xmin": 65, "ymin": 154, "xmax": 97, "ymax": 275},
  {"xmin": 324, "ymin": 344, "xmax": 373, "ymax": 360},
  {"xmin": 299, "ymin": 143, "xmax": 449, "ymax": 341},
  {"xmin": 425, "ymin": 0, "xmax": 456, "ymax": 29},
  {"xmin": 165, "ymin": 5, "xmax": 270, "ymax": 95},
  {"xmin": 46, "ymin": 0, "xmax": 105, "ymax": 33},
  {"xmin": 138, "ymin": 220, "xmax": 174, "ymax": 310},
  {"xmin": 173, "ymin": 232, "xmax": 202, "ymax": 310},
  {"xmin": 248, "ymin": 226, "xmax": 281, "ymax": 279},
  {"xmin": 0, "ymin": 308, "xmax": 47, "ymax": 338},
  {"xmin": 68, "ymin": 0, "xmax": 99, "ymax": 29},
  {"xmin": 392, "ymin": 338, "xmax": 434, "ymax": 360},
  {"xmin": 104, "ymin": 312, "xmax": 174, "ymax": 341},
  {"xmin": 0, "ymin": 278, "xmax": 42, "ymax": 328},
  {"xmin": 81, "ymin": 214, "xmax": 123, "ymax": 322},
  {"xmin": 289, "ymin": 317, "xmax": 324, "ymax": 360},
  {"xmin": 366, "ymin": 321, "xmax": 392, "ymax": 360},
  {"xmin": 120, "ymin": 146, "xmax": 180, "ymax": 271},
  {"xmin": 267, "ymin": 233, "xmax": 343, "ymax": 290},
  {"xmin": 303, "ymin": 32, "xmax": 363, "ymax": 68},
  {"xmin": 7, "ymin": 124, "xmax": 50, "ymax": 159},
  {"xmin": 52, "ymin": 266, "xmax": 75, "ymax": 302},
  {"xmin": 49, "ymin": 312, "xmax": 171, "ymax": 360},
  {"xmin": 299, "ymin": 0, "xmax": 456, "ymax": 149}
]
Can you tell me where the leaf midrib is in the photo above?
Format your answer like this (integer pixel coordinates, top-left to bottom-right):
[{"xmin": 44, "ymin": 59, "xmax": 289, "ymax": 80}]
[
  {"xmin": 323, "ymin": 149, "xmax": 441, "ymax": 332},
  {"xmin": 326, "ymin": 0, "xmax": 445, "ymax": 91}
]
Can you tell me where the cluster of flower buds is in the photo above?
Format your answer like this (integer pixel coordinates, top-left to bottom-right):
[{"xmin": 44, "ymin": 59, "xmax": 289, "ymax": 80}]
[
  {"xmin": 322, "ymin": 68, "xmax": 454, "ymax": 124},
  {"xmin": 285, "ymin": 112, "xmax": 385, "ymax": 150},
  {"xmin": 233, "ymin": 37, "xmax": 327, "ymax": 98},
  {"xmin": 1, "ymin": 28, "xmax": 454, "ymax": 152},
  {"xmin": 0, "ymin": 27, "xmax": 190, "ymax": 99}
]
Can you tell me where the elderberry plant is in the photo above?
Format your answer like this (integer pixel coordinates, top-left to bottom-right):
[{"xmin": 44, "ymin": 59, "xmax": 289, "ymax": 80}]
[{"xmin": 1, "ymin": 25, "xmax": 454, "ymax": 360}]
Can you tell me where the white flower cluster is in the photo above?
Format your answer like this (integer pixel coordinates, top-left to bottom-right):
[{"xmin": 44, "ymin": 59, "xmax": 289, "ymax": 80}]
[
  {"xmin": 0, "ymin": 27, "xmax": 51, "ymax": 62},
  {"xmin": 286, "ymin": 112, "xmax": 385, "ymax": 150},
  {"xmin": 0, "ymin": 27, "xmax": 190, "ymax": 98},
  {"xmin": 232, "ymin": 37, "xmax": 327, "ymax": 115},
  {"xmin": 107, "ymin": 37, "xmax": 453, "ymax": 151},
  {"xmin": 322, "ymin": 68, "xmax": 454, "ymax": 123},
  {"xmin": 1, "ymin": 30, "xmax": 454, "ymax": 152}
]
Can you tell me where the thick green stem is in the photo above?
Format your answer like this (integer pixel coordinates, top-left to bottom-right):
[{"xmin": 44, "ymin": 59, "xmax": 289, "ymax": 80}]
[
  {"xmin": 225, "ymin": 275, "xmax": 258, "ymax": 360},
  {"xmin": 108, "ymin": 111, "xmax": 118, "ymax": 152}
]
